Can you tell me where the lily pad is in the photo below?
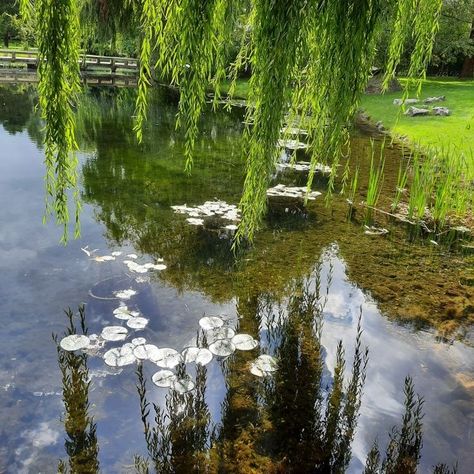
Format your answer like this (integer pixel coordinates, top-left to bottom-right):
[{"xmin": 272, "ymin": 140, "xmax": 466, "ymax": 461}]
[
  {"xmin": 152, "ymin": 370, "xmax": 177, "ymax": 388},
  {"xmin": 186, "ymin": 217, "xmax": 204, "ymax": 226},
  {"xmin": 232, "ymin": 334, "xmax": 259, "ymax": 351},
  {"xmin": 93, "ymin": 255, "xmax": 115, "ymax": 262},
  {"xmin": 124, "ymin": 260, "xmax": 148, "ymax": 273},
  {"xmin": 113, "ymin": 305, "xmax": 140, "ymax": 320},
  {"xmin": 206, "ymin": 327, "xmax": 235, "ymax": 343},
  {"xmin": 133, "ymin": 344, "xmax": 160, "ymax": 360},
  {"xmin": 104, "ymin": 346, "xmax": 136, "ymax": 367},
  {"xmin": 182, "ymin": 347, "xmax": 213, "ymax": 366},
  {"xmin": 131, "ymin": 337, "xmax": 146, "ymax": 346},
  {"xmin": 224, "ymin": 224, "xmax": 238, "ymax": 231},
  {"xmin": 143, "ymin": 262, "xmax": 167, "ymax": 271},
  {"xmin": 209, "ymin": 339, "xmax": 236, "ymax": 357},
  {"xmin": 124, "ymin": 260, "xmax": 168, "ymax": 273},
  {"xmin": 114, "ymin": 289, "xmax": 137, "ymax": 300},
  {"xmin": 101, "ymin": 326, "xmax": 128, "ymax": 342},
  {"xmin": 126, "ymin": 317, "xmax": 149, "ymax": 330},
  {"xmin": 60, "ymin": 334, "xmax": 90, "ymax": 352},
  {"xmin": 250, "ymin": 363, "xmax": 265, "ymax": 377},
  {"xmin": 199, "ymin": 316, "xmax": 224, "ymax": 331},
  {"xmin": 152, "ymin": 348, "xmax": 182, "ymax": 368},
  {"xmin": 266, "ymin": 184, "xmax": 321, "ymax": 200},
  {"xmin": 127, "ymin": 253, "xmax": 138, "ymax": 259},
  {"xmin": 171, "ymin": 375, "xmax": 195, "ymax": 394},
  {"xmin": 111, "ymin": 251, "xmax": 122, "ymax": 257},
  {"xmin": 250, "ymin": 354, "xmax": 278, "ymax": 377}
]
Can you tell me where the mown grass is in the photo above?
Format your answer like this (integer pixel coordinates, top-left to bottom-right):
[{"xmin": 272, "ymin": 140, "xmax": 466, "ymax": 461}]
[
  {"xmin": 221, "ymin": 77, "xmax": 474, "ymax": 156},
  {"xmin": 219, "ymin": 78, "xmax": 251, "ymax": 99},
  {"xmin": 219, "ymin": 77, "xmax": 474, "ymax": 229},
  {"xmin": 360, "ymin": 77, "xmax": 474, "ymax": 159}
]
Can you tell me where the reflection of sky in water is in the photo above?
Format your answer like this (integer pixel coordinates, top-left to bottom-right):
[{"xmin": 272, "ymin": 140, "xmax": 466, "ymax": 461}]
[
  {"xmin": 317, "ymin": 247, "xmax": 473, "ymax": 472},
  {"xmin": 1, "ymin": 104, "xmax": 473, "ymax": 473}
]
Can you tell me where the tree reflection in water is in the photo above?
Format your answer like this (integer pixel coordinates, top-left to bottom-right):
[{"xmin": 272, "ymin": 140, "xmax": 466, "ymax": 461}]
[{"xmin": 55, "ymin": 295, "xmax": 457, "ymax": 473}]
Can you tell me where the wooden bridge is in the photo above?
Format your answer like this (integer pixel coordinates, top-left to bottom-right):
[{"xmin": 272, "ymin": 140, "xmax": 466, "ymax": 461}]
[
  {"xmin": 0, "ymin": 69, "xmax": 138, "ymax": 87},
  {"xmin": 0, "ymin": 49, "xmax": 139, "ymax": 73}
]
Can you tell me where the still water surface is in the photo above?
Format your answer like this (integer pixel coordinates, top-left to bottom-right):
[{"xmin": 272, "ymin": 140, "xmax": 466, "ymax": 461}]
[{"xmin": 0, "ymin": 85, "xmax": 473, "ymax": 473}]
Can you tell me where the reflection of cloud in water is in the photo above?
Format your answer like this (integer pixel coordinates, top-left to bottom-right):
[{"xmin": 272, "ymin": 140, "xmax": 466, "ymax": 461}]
[
  {"xmin": 15, "ymin": 421, "xmax": 60, "ymax": 473},
  {"xmin": 317, "ymin": 245, "xmax": 474, "ymax": 472}
]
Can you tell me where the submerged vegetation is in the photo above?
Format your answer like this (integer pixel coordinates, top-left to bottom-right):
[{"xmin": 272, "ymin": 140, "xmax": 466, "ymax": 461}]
[{"xmin": 54, "ymin": 306, "xmax": 99, "ymax": 473}]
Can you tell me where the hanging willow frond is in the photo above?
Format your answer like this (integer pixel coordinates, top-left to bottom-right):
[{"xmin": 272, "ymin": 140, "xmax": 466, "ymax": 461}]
[
  {"xmin": 235, "ymin": 0, "xmax": 311, "ymax": 243},
  {"xmin": 173, "ymin": 0, "xmax": 221, "ymax": 171},
  {"xmin": 19, "ymin": 0, "xmax": 34, "ymax": 21},
  {"xmin": 30, "ymin": 0, "xmax": 441, "ymax": 244},
  {"xmin": 36, "ymin": 0, "xmax": 82, "ymax": 243},
  {"xmin": 133, "ymin": 0, "xmax": 158, "ymax": 144},
  {"xmin": 383, "ymin": 0, "xmax": 443, "ymax": 92}
]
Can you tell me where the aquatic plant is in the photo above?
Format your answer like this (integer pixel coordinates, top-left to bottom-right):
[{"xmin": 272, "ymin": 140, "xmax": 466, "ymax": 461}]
[
  {"xmin": 260, "ymin": 283, "xmax": 368, "ymax": 472},
  {"xmin": 54, "ymin": 306, "xmax": 100, "ymax": 473},
  {"xmin": 402, "ymin": 143, "xmax": 473, "ymax": 230},
  {"xmin": 136, "ymin": 362, "xmax": 211, "ymax": 472},
  {"xmin": 365, "ymin": 140, "xmax": 386, "ymax": 222},
  {"xmin": 347, "ymin": 164, "xmax": 360, "ymax": 207},
  {"xmin": 366, "ymin": 376, "xmax": 423, "ymax": 473},
  {"xmin": 407, "ymin": 147, "xmax": 434, "ymax": 221},
  {"xmin": 391, "ymin": 156, "xmax": 409, "ymax": 212},
  {"xmin": 363, "ymin": 376, "xmax": 457, "ymax": 474},
  {"xmin": 22, "ymin": 0, "xmax": 443, "ymax": 242}
]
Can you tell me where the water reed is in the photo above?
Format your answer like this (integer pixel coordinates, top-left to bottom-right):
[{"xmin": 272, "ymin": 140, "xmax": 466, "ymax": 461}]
[{"xmin": 365, "ymin": 139, "xmax": 386, "ymax": 222}]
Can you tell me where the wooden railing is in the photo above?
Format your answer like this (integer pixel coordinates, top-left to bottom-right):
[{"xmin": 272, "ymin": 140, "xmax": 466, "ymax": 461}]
[
  {"xmin": 0, "ymin": 49, "xmax": 139, "ymax": 73},
  {"xmin": 0, "ymin": 69, "xmax": 137, "ymax": 87}
]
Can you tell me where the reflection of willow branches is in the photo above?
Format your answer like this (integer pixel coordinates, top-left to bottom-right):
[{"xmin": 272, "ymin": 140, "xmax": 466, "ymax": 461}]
[
  {"xmin": 136, "ymin": 363, "xmax": 211, "ymax": 473},
  {"xmin": 53, "ymin": 305, "xmax": 99, "ymax": 474}
]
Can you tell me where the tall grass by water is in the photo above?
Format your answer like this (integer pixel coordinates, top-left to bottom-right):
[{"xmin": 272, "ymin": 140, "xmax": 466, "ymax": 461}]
[
  {"xmin": 397, "ymin": 143, "xmax": 473, "ymax": 231},
  {"xmin": 365, "ymin": 140, "xmax": 386, "ymax": 222}
]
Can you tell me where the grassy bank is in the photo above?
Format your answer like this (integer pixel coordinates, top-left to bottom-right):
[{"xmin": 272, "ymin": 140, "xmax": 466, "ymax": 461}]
[
  {"xmin": 221, "ymin": 77, "xmax": 474, "ymax": 155},
  {"xmin": 360, "ymin": 78, "xmax": 474, "ymax": 157}
]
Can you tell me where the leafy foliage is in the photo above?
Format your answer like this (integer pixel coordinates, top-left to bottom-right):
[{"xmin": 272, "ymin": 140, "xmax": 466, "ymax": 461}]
[
  {"xmin": 23, "ymin": 0, "xmax": 442, "ymax": 243},
  {"xmin": 26, "ymin": 0, "xmax": 82, "ymax": 242}
]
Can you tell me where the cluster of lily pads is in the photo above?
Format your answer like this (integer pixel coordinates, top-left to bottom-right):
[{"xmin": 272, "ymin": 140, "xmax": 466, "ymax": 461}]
[
  {"xmin": 267, "ymin": 184, "xmax": 322, "ymax": 200},
  {"xmin": 280, "ymin": 126, "xmax": 308, "ymax": 136},
  {"xmin": 278, "ymin": 139, "xmax": 309, "ymax": 151},
  {"xmin": 59, "ymin": 312, "xmax": 277, "ymax": 394},
  {"xmin": 81, "ymin": 245, "xmax": 166, "ymax": 273},
  {"xmin": 82, "ymin": 246, "xmax": 168, "ymax": 275},
  {"xmin": 277, "ymin": 160, "xmax": 332, "ymax": 174},
  {"xmin": 171, "ymin": 200, "xmax": 240, "ymax": 230}
]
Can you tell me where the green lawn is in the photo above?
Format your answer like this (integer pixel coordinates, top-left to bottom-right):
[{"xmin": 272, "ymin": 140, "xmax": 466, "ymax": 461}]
[
  {"xmin": 219, "ymin": 78, "xmax": 251, "ymax": 100},
  {"xmin": 360, "ymin": 78, "xmax": 474, "ymax": 156},
  {"xmin": 222, "ymin": 77, "xmax": 474, "ymax": 153},
  {"xmin": 220, "ymin": 77, "xmax": 474, "ymax": 179}
]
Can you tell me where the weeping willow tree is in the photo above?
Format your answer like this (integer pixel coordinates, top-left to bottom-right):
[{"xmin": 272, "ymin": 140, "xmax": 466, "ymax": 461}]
[{"xmin": 20, "ymin": 0, "xmax": 442, "ymax": 243}]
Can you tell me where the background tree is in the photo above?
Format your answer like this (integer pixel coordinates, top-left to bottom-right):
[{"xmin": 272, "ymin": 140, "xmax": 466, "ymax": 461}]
[{"xmin": 375, "ymin": 0, "xmax": 474, "ymax": 76}]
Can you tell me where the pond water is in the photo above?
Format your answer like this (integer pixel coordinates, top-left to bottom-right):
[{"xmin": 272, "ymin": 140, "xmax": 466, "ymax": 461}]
[{"xmin": 0, "ymin": 85, "xmax": 473, "ymax": 473}]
